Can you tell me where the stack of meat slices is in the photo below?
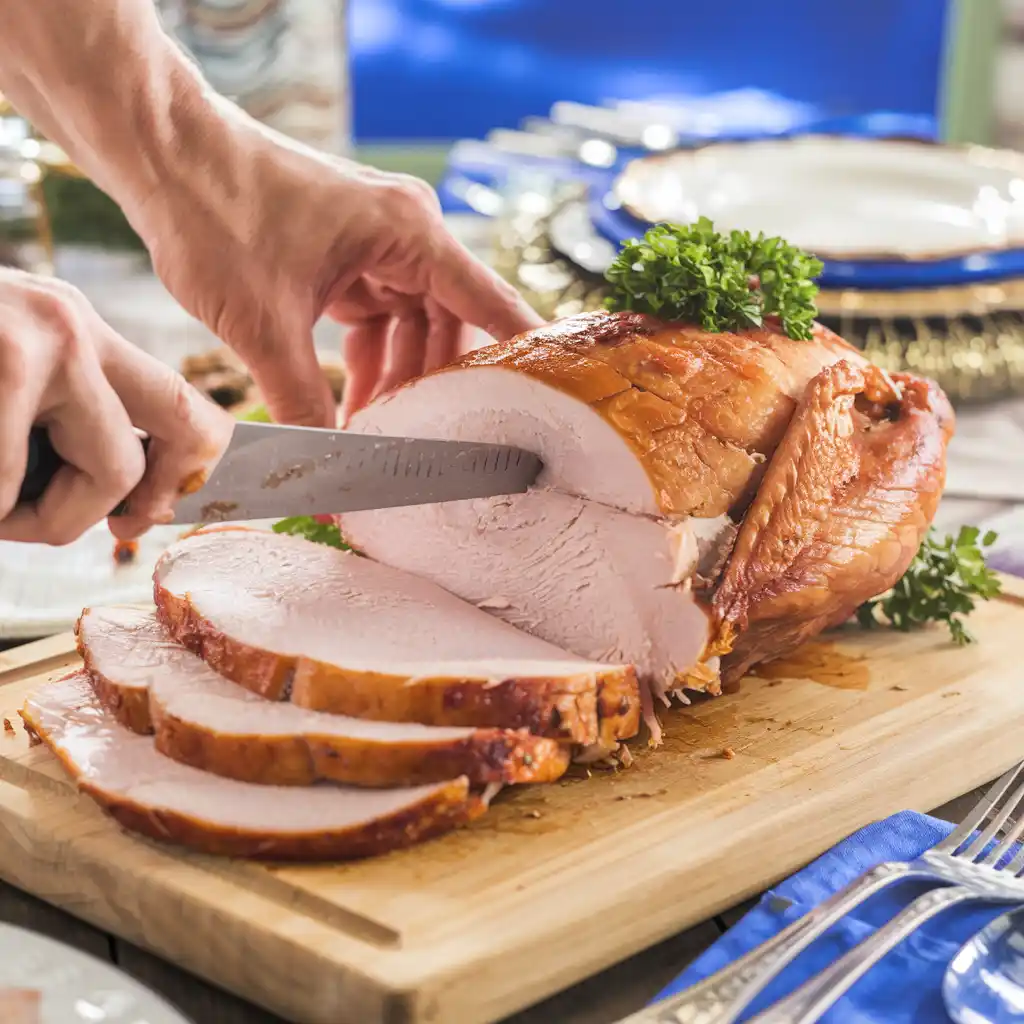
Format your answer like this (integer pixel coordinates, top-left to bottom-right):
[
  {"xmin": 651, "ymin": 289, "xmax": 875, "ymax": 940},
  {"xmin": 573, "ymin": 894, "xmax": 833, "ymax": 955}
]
[{"xmin": 22, "ymin": 529, "xmax": 640, "ymax": 861}]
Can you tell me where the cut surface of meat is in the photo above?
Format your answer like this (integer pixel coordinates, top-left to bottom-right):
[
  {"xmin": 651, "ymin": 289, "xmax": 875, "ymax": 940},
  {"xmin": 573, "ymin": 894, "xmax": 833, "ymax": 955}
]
[
  {"xmin": 77, "ymin": 606, "xmax": 571, "ymax": 786},
  {"xmin": 153, "ymin": 529, "xmax": 640, "ymax": 747},
  {"xmin": 341, "ymin": 311, "xmax": 869, "ymax": 696},
  {"xmin": 337, "ymin": 489, "xmax": 721, "ymax": 689},
  {"xmin": 22, "ymin": 673, "xmax": 482, "ymax": 860}
]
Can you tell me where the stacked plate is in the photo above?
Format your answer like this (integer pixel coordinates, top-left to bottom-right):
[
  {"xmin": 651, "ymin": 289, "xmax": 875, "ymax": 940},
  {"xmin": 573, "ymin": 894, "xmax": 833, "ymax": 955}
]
[{"xmin": 444, "ymin": 100, "xmax": 1024, "ymax": 403}]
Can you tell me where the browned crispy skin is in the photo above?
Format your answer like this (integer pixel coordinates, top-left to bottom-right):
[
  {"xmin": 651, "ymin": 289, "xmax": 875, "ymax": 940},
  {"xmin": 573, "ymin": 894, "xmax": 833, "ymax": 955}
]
[
  {"xmin": 713, "ymin": 361, "xmax": 954, "ymax": 682},
  {"xmin": 460, "ymin": 310, "xmax": 869, "ymax": 517},
  {"xmin": 83, "ymin": 778, "xmax": 482, "ymax": 862},
  {"xmin": 75, "ymin": 615, "xmax": 154, "ymax": 734},
  {"xmin": 21, "ymin": 684, "xmax": 484, "ymax": 863},
  {"xmin": 149, "ymin": 700, "xmax": 572, "ymax": 788},
  {"xmin": 154, "ymin": 581, "xmax": 640, "ymax": 747}
]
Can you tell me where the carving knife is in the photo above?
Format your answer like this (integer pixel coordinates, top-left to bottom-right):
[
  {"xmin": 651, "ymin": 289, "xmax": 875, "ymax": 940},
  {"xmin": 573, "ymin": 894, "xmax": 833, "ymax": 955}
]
[{"xmin": 18, "ymin": 422, "xmax": 544, "ymax": 524}]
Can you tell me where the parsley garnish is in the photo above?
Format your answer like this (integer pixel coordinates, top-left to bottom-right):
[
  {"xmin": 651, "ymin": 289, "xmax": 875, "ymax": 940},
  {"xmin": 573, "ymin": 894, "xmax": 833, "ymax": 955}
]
[
  {"xmin": 857, "ymin": 526, "xmax": 1002, "ymax": 645},
  {"xmin": 236, "ymin": 404, "xmax": 272, "ymax": 422},
  {"xmin": 604, "ymin": 218, "xmax": 823, "ymax": 340},
  {"xmin": 236, "ymin": 409, "xmax": 348, "ymax": 548},
  {"xmin": 272, "ymin": 516, "xmax": 349, "ymax": 550}
]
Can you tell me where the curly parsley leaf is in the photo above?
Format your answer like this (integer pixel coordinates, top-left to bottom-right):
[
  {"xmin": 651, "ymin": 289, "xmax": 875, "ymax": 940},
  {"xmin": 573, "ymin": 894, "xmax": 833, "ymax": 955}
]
[
  {"xmin": 272, "ymin": 516, "xmax": 349, "ymax": 550},
  {"xmin": 603, "ymin": 217, "xmax": 823, "ymax": 341},
  {"xmin": 236, "ymin": 404, "xmax": 272, "ymax": 422},
  {"xmin": 857, "ymin": 526, "xmax": 1002, "ymax": 645},
  {"xmin": 235, "ymin": 409, "xmax": 348, "ymax": 549}
]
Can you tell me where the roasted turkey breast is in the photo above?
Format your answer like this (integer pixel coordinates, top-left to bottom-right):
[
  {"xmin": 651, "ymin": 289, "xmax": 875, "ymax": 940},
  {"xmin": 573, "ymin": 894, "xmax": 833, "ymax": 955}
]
[{"xmin": 342, "ymin": 310, "xmax": 952, "ymax": 735}]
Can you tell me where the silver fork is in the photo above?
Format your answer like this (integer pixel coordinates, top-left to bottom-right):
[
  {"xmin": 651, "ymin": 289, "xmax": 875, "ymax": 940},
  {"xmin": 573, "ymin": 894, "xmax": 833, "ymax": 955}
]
[
  {"xmin": 615, "ymin": 759, "xmax": 1024, "ymax": 1024},
  {"xmin": 747, "ymin": 772, "xmax": 1024, "ymax": 1023}
]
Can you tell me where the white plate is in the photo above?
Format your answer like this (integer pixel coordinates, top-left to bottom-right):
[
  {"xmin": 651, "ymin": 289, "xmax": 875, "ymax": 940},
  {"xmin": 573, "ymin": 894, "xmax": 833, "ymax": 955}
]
[
  {"xmin": 0, "ymin": 923, "xmax": 191, "ymax": 1023},
  {"xmin": 0, "ymin": 520, "xmax": 281, "ymax": 640},
  {"xmin": 613, "ymin": 137, "xmax": 1024, "ymax": 261},
  {"xmin": 0, "ymin": 525, "xmax": 184, "ymax": 640}
]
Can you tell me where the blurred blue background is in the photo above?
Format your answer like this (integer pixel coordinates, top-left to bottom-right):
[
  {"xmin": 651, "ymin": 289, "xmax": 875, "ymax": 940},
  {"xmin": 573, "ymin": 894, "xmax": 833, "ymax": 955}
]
[{"xmin": 349, "ymin": 0, "xmax": 952, "ymax": 142}]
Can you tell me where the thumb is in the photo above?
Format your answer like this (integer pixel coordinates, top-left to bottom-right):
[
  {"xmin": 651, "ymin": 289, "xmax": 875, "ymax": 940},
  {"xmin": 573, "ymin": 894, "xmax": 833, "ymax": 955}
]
[
  {"xmin": 429, "ymin": 234, "xmax": 545, "ymax": 342},
  {"xmin": 244, "ymin": 330, "xmax": 336, "ymax": 428}
]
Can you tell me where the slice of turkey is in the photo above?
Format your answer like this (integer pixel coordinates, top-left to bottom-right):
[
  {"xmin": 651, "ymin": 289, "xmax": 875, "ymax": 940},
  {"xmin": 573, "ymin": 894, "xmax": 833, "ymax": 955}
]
[
  {"xmin": 77, "ymin": 606, "xmax": 570, "ymax": 787},
  {"xmin": 22, "ymin": 673, "xmax": 481, "ymax": 861},
  {"xmin": 153, "ymin": 529, "xmax": 640, "ymax": 747},
  {"xmin": 0, "ymin": 991, "xmax": 39, "ymax": 1024}
]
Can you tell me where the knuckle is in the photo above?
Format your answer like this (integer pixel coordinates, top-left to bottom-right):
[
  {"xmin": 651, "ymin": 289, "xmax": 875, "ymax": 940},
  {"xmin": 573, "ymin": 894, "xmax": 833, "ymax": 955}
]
[
  {"xmin": 0, "ymin": 331, "xmax": 30, "ymax": 390},
  {"xmin": 164, "ymin": 370, "xmax": 196, "ymax": 429},
  {"xmin": 379, "ymin": 174, "xmax": 441, "ymax": 218},
  {"xmin": 102, "ymin": 440, "xmax": 146, "ymax": 498},
  {"xmin": 40, "ymin": 520, "xmax": 88, "ymax": 548},
  {"xmin": 28, "ymin": 286, "xmax": 92, "ymax": 362}
]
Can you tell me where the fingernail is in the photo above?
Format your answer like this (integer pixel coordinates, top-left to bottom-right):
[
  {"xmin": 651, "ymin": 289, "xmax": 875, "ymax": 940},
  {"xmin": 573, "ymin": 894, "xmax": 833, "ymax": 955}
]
[{"xmin": 152, "ymin": 508, "xmax": 175, "ymax": 525}]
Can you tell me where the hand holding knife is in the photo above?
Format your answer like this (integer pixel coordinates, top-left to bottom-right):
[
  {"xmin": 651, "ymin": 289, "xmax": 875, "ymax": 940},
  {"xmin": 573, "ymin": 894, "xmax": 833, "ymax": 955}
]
[{"xmin": 18, "ymin": 421, "xmax": 544, "ymax": 525}]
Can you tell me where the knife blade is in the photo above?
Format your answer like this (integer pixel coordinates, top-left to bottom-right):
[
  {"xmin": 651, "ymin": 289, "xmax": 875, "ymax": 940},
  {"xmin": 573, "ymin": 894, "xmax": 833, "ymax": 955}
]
[{"xmin": 18, "ymin": 422, "xmax": 544, "ymax": 524}]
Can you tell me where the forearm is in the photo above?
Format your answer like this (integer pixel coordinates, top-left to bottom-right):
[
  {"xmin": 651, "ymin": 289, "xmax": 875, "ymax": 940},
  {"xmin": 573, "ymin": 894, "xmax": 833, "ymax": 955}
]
[{"xmin": 0, "ymin": 0, "xmax": 272, "ymax": 231}]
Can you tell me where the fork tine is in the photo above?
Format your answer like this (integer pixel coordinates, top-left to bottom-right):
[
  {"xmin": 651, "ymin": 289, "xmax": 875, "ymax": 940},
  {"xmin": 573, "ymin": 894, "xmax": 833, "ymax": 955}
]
[
  {"xmin": 1009, "ymin": 842, "xmax": 1024, "ymax": 874},
  {"xmin": 938, "ymin": 761, "xmax": 1024, "ymax": 853},
  {"xmin": 962, "ymin": 772, "xmax": 1024, "ymax": 861},
  {"xmin": 983, "ymin": 808, "xmax": 1024, "ymax": 867}
]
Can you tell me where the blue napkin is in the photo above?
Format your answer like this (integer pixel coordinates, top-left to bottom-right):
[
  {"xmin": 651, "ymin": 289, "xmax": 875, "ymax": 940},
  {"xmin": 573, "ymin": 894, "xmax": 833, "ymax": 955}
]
[{"xmin": 652, "ymin": 811, "xmax": 1017, "ymax": 1023}]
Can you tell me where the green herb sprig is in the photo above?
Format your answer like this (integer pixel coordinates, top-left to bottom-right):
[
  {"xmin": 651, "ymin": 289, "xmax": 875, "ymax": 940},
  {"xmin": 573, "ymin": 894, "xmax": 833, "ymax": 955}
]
[
  {"xmin": 604, "ymin": 217, "xmax": 823, "ymax": 340},
  {"xmin": 857, "ymin": 526, "xmax": 1002, "ymax": 645},
  {"xmin": 232, "ymin": 406, "xmax": 348, "ymax": 549},
  {"xmin": 236, "ymin": 404, "xmax": 272, "ymax": 423},
  {"xmin": 272, "ymin": 516, "xmax": 349, "ymax": 550}
]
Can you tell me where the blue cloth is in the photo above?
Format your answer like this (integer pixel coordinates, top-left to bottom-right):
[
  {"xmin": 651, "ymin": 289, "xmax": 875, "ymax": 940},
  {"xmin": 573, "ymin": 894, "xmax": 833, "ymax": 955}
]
[{"xmin": 652, "ymin": 811, "xmax": 1017, "ymax": 1023}]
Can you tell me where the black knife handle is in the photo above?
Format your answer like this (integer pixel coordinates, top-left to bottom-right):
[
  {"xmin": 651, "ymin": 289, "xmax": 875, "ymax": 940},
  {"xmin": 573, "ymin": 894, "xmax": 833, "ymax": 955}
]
[{"xmin": 18, "ymin": 426, "xmax": 150, "ymax": 517}]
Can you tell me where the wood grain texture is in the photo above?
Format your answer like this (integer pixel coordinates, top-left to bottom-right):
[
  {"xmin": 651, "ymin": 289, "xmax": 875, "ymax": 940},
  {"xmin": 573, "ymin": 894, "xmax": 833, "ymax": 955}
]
[
  {"xmin": 1, "ymin": 583, "xmax": 1024, "ymax": 1023},
  {"xmin": 0, "ymin": 879, "xmax": 109, "ymax": 962},
  {"xmin": 114, "ymin": 940, "xmax": 285, "ymax": 1024}
]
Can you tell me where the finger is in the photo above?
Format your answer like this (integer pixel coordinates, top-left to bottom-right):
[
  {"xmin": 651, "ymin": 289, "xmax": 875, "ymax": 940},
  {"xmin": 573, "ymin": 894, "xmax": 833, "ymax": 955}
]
[
  {"xmin": 245, "ymin": 321, "xmax": 335, "ymax": 428},
  {"xmin": 429, "ymin": 234, "xmax": 545, "ymax": 342},
  {"xmin": 0, "ymin": 353, "xmax": 144, "ymax": 546},
  {"xmin": 326, "ymin": 277, "xmax": 406, "ymax": 325},
  {"xmin": 341, "ymin": 315, "xmax": 390, "ymax": 423},
  {"xmin": 0, "ymin": 352, "xmax": 42, "ymax": 522},
  {"xmin": 423, "ymin": 298, "xmax": 462, "ymax": 374},
  {"xmin": 372, "ymin": 309, "xmax": 428, "ymax": 402},
  {"xmin": 97, "ymin": 331, "xmax": 235, "ymax": 540}
]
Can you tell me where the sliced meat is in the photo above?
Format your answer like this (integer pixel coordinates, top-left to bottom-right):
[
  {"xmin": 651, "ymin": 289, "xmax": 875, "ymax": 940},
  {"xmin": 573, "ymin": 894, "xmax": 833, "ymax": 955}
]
[
  {"xmin": 337, "ymin": 489, "xmax": 724, "ymax": 694},
  {"xmin": 713, "ymin": 364, "xmax": 954, "ymax": 682},
  {"xmin": 77, "ymin": 606, "xmax": 571, "ymax": 786},
  {"xmin": 153, "ymin": 529, "xmax": 639, "ymax": 747},
  {"xmin": 340, "ymin": 311, "xmax": 871, "ymax": 697},
  {"xmin": 22, "ymin": 673, "xmax": 482, "ymax": 861},
  {"xmin": 0, "ymin": 990, "xmax": 40, "ymax": 1024}
]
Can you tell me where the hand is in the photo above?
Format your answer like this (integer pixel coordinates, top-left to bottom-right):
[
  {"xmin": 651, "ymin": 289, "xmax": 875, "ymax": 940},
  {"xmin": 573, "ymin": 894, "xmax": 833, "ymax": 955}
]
[
  {"xmin": 134, "ymin": 131, "xmax": 544, "ymax": 427},
  {"xmin": 0, "ymin": 269, "xmax": 233, "ymax": 545}
]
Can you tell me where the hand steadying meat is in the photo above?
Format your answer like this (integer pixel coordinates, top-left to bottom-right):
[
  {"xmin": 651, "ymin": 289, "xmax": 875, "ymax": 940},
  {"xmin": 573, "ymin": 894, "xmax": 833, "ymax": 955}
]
[
  {"xmin": 0, "ymin": 0, "xmax": 542, "ymax": 432},
  {"xmin": 0, "ymin": 268, "xmax": 232, "ymax": 545}
]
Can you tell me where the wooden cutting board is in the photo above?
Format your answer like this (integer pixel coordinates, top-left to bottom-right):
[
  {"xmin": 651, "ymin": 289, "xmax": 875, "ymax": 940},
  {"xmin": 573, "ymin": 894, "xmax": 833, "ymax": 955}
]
[{"xmin": 1, "ymin": 583, "xmax": 1024, "ymax": 1024}]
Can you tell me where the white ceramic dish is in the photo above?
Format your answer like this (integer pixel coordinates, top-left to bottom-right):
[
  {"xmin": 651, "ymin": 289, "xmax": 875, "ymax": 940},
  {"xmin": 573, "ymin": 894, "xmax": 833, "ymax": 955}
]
[
  {"xmin": 0, "ymin": 520, "xmax": 281, "ymax": 639},
  {"xmin": 612, "ymin": 137, "xmax": 1024, "ymax": 261},
  {"xmin": 0, "ymin": 923, "xmax": 191, "ymax": 1023},
  {"xmin": 0, "ymin": 524, "xmax": 186, "ymax": 640}
]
